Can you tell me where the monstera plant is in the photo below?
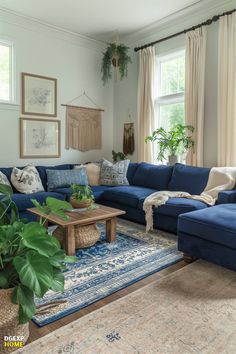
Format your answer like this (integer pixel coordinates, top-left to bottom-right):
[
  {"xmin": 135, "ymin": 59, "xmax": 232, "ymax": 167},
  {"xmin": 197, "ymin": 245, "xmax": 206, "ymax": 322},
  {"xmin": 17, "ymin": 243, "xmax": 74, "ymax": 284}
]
[{"xmin": 0, "ymin": 184, "xmax": 74, "ymax": 324}]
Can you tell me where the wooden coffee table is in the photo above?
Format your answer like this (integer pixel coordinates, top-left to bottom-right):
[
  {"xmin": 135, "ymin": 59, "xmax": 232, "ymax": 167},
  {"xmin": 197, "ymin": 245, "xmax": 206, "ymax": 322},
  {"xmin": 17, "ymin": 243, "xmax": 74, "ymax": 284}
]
[{"xmin": 27, "ymin": 204, "xmax": 126, "ymax": 255}]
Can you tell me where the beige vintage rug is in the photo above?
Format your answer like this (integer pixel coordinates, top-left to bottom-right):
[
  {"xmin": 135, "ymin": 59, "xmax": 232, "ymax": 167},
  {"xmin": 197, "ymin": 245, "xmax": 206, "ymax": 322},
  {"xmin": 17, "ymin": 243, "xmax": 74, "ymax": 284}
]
[{"xmin": 16, "ymin": 260, "xmax": 236, "ymax": 354}]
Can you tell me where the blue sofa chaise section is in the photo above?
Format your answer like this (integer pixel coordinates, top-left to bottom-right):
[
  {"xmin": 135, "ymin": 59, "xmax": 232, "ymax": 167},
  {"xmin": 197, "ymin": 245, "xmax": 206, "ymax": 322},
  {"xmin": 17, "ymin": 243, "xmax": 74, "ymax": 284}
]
[
  {"xmin": 1, "ymin": 162, "xmax": 236, "ymax": 234},
  {"xmin": 178, "ymin": 203, "xmax": 236, "ymax": 271}
]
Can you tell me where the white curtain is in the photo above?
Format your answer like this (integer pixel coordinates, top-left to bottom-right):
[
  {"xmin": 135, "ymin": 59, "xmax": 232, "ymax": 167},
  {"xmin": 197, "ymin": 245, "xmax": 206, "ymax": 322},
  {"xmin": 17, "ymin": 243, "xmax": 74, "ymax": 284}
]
[
  {"xmin": 185, "ymin": 27, "xmax": 207, "ymax": 166},
  {"xmin": 137, "ymin": 47, "xmax": 156, "ymax": 163},
  {"xmin": 218, "ymin": 12, "xmax": 236, "ymax": 166}
]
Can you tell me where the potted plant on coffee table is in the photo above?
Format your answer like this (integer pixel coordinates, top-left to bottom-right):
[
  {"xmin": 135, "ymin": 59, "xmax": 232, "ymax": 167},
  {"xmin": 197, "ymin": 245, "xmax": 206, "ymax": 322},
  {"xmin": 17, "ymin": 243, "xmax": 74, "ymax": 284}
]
[
  {"xmin": 70, "ymin": 184, "xmax": 95, "ymax": 209},
  {"xmin": 145, "ymin": 124, "xmax": 194, "ymax": 165},
  {"xmin": 0, "ymin": 184, "xmax": 74, "ymax": 352}
]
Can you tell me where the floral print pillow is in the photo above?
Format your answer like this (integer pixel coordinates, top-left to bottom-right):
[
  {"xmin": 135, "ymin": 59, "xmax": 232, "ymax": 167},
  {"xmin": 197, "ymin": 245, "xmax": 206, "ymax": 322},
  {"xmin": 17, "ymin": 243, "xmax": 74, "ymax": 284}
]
[{"xmin": 11, "ymin": 165, "xmax": 44, "ymax": 194}]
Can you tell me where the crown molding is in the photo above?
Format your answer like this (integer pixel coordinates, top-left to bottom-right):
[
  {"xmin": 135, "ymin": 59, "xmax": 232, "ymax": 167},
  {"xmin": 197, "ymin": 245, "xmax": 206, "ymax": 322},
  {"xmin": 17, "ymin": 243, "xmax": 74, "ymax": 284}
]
[
  {"xmin": 0, "ymin": 7, "xmax": 106, "ymax": 52},
  {"xmin": 122, "ymin": 0, "xmax": 235, "ymax": 46}
]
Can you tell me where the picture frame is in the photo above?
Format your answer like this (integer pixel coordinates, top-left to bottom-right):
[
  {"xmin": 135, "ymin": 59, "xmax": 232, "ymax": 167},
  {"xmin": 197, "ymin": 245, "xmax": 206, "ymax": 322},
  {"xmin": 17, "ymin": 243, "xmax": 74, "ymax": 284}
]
[
  {"xmin": 20, "ymin": 118, "xmax": 60, "ymax": 158},
  {"xmin": 21, "ymin": 73, "xmax": 57, "ymax": 117}
]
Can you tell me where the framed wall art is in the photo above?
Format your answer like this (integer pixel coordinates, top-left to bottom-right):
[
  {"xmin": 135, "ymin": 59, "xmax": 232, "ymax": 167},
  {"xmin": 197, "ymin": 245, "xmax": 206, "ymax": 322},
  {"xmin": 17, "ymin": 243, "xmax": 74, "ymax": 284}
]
[
  {"xmin": 20, "ymin": 118, "xmax": 60, "ymax": 158},
  {"xmin": 21, "ymin": 73, "xmax": 57, "ymax": 117}
]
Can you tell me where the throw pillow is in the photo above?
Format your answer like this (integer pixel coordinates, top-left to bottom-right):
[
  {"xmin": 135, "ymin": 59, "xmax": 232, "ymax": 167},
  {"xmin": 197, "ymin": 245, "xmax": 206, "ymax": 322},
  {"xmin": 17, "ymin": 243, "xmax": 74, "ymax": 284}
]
[
  {"xmin": 100, "ymin": 159, "xmax": 130, "ymax": 186},
  {"xmin": 0, "ymin": 172, "xmax": 11, "ymax": 194},
  {"xmin": 11, "ymin": 165, "xmax": 44, "ymax": 194},
  {"xmin": 74, "ymin": 163, "xmax": 101, "ymax": 186},
  {"xmin": 46, "ymin": 168, "xmax": 88, "ymax": 191}
]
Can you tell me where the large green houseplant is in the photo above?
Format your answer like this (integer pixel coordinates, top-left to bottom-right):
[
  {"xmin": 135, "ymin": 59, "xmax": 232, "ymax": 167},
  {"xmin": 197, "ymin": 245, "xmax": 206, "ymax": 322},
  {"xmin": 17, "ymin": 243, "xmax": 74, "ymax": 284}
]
[
  {"xmin": 101, "ymin": 43, "xmax": 132, "ymax": 85},
  {"xmin": 0, "ymin": 184, "xmax": 74, "ymax": 325},
  {"xmin": 145, "ymin": 124, "xmax": 194, "ymax": 164}
]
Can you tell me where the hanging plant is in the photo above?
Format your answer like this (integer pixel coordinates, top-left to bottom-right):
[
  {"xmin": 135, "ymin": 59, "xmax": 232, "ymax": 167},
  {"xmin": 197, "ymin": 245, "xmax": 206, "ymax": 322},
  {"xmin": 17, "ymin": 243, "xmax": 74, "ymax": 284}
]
[{"xmin": 101, "ymin": 43, "xmax": 132, "ymax": 85}]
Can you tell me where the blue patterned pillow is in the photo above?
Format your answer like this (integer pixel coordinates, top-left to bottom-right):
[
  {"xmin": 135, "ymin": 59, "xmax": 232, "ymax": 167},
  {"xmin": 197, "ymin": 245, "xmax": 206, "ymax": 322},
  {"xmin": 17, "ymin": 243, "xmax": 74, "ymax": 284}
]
[
  {"xmin": 100, "ymin": 159, "xmax": 130, "ymax": 186},
  {"xmin": 46, "ymin": 168, "xmax": 88, "ymax": 191}
]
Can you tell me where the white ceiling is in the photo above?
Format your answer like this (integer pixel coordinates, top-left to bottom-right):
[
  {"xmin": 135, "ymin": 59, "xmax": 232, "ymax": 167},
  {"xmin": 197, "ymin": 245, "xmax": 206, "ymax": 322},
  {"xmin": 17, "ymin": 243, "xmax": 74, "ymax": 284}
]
[{"xmin": 0, "ymin": 0, "xmax": 203, "ymax": 41}]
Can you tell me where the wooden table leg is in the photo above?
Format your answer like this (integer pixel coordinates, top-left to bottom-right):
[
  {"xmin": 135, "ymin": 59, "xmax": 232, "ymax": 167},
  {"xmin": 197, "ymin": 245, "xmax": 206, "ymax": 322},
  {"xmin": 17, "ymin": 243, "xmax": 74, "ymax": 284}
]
[
  {"xmin": 106, "ymin": 217, "xmax": 116, "ymax": 242},
  {"xmin": 65, "ymin": 225, "xmax": 76, "ymax": 255}
]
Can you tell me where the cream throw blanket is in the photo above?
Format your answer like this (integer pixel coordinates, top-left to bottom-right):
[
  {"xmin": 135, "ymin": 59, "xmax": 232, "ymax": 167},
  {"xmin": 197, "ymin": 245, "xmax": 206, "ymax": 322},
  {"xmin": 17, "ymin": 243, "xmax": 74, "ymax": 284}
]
[{"xmin": 143, "ymin": 167, "xmax": 236, "ymax": 232}]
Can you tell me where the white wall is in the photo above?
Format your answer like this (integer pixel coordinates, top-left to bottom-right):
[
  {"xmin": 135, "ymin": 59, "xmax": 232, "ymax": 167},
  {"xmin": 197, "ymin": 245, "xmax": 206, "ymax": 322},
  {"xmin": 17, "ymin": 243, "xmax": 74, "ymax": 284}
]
[
  {"xmin": 0, "ymin": 11, "xmax": 114, "ymax": 167},
  {"xmin": 113, "ymin": 0, "xmax": 235, "ymax": 167}
]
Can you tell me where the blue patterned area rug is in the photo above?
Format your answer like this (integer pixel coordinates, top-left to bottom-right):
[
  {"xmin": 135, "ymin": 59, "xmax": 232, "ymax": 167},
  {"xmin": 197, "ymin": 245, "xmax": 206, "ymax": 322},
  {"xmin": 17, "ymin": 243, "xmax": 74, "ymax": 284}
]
[{"xmin": 33, "ymin": 220, "xmax": 182, "ymax": 326}]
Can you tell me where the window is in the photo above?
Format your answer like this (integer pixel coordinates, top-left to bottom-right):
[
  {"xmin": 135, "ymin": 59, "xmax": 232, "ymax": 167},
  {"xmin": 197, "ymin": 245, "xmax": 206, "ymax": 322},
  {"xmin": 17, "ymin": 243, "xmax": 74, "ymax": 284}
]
[
  {"xmin": 155, "ymin": 49, "xmax": 185, "ymax": 131},
  {"xmin": 0, "ymin": 39, "xmax": 15, "ymax": 103}
]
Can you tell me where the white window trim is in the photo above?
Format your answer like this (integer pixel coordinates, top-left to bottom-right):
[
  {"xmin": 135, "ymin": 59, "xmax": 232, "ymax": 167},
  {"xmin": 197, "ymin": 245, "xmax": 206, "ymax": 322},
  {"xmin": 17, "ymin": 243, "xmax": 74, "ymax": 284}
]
[
  {"xmin": 155, "ymin": 48, "xmax": 185, "ymax": 125},
  {"xmin": 0, "ymin": 38, "xmax": 16, "ymax": 105}
]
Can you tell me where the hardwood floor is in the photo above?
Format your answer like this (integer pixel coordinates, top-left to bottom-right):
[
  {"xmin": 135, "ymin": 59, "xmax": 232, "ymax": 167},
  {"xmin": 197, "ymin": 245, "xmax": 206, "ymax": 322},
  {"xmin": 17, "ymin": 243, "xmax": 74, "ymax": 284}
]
[{"xmin": 29, "ymin": 260, "xmax": 187, "ymax": 344}]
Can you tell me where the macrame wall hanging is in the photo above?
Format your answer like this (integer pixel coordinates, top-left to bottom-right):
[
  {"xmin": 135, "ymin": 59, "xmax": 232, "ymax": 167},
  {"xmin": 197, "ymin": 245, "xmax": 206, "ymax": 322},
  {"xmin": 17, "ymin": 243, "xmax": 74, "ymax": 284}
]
[
  {"xmin": 62, "ymin": 92, "xmax": 104, "ymax": 152},
  {"xmin": 123, "ymin": 122, "xmax": 134, "ymax": 155}
]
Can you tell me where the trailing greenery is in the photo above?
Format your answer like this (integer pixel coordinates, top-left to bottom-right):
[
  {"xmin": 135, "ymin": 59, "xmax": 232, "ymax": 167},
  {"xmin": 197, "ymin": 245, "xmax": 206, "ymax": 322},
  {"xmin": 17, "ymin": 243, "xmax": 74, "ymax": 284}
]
[
  {"xmin": 112, "ymin": 150, "xmax": 127, "ymax": 162},
  {"xmin": 101, "ymin": 43, "xmax": 132, "ymax": 85},
  {"xmin": 0, "ymin": 184, "xmax": 75, "ymax": 324},
  {"xmin": 145, "ymin": 124, "xmax": 194, "ymax": 162},
  {"xmin": 70, "ymin": 184, "xmax": 94, "ymax": 204}
]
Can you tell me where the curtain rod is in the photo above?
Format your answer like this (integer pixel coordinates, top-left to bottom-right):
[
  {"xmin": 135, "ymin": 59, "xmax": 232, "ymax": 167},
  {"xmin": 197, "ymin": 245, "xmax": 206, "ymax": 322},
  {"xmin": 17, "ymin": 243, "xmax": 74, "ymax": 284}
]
[{"xmin": 134, "ymin": 8, "xmax": 236, "ymax": 52}]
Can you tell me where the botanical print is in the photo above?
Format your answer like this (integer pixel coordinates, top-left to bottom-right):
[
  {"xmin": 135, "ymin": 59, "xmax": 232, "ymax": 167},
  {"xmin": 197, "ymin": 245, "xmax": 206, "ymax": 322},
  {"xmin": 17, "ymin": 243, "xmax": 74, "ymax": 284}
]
[
  {"xmin": 32, "ymin": 126, "xmax": 56, "ymax": 150},
  {"xmin": 22, "ymin": 73, "xmax": 57, "ymax": 116},
  {"xmin": 20, "ymin": 118, "xmax": 60, "ymax": 158},
  {"xmin": 29, "ymin": 87, "xmax": 51, "ymax": 108}
]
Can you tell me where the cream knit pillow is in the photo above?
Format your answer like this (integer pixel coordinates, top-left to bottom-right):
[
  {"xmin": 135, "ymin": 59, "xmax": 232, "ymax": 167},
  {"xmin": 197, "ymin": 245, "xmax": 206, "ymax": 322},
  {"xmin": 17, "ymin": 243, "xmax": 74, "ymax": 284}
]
[
  {"xmin": 0, "ymin": 172, "xmax": 11, "ymax": 193},
  {"xmin": 11, "ymin": 165, "xmax": 44, "ymax": 194},
  {"xmin": 74, "ymin": 163, "xmax": 100, "ymax": 186}
]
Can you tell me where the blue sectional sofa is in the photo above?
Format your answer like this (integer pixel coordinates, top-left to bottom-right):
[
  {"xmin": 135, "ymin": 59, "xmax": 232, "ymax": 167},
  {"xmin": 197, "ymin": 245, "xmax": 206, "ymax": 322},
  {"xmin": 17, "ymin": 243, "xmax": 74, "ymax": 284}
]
[
  {"xmin": 1, "ymin": 162, "xmax": 236, "ymax": 235},
  {"xmin": 178, "ymin": 203, "xmax": 236, "ymax": 271}
]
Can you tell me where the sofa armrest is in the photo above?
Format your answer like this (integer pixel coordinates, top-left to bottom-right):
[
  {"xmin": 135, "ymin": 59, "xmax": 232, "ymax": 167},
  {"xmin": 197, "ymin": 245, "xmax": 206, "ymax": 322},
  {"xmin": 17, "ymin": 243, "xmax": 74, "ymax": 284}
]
[{"xmin": 217, "ymin": 190, "xmax": 236, "ymax": 204}]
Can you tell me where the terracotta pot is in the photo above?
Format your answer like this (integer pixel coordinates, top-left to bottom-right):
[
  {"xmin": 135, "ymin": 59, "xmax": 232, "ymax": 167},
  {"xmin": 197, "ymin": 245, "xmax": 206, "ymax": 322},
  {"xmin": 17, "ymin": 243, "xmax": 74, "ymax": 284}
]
[
  {"xmin": 70, "ymin": 198, "xmax": 92, "ymax": 209},
  {"xmin": 0, "ymin": 288, "xmax": 29, "ymax": 353}
]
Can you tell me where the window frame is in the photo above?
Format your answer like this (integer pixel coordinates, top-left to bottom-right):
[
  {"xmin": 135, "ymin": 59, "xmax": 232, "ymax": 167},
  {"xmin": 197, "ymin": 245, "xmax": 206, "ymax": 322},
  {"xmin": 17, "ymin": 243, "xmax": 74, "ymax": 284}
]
[
  {"xmin": 0, "ymin": 38, "xmax": 16, "ymax": 104},
  {"xmin": 155, "ymin": 48, "xmax": 185, "ymax": 127}
]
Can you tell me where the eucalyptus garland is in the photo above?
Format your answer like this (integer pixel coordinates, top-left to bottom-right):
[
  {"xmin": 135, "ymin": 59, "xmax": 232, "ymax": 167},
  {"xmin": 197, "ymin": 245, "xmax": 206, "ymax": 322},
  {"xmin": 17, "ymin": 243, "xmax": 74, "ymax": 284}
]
[{"xmin": 101, "ymin": 43, "xmax": 132, "ymax": 85}]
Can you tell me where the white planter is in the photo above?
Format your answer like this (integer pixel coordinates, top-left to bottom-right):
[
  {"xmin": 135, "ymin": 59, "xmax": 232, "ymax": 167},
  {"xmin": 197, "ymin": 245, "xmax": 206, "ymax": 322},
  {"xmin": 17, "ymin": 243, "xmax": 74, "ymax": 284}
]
[{"xmin": 168, "ymin": 155, "xmax": 178, "ymax": 165}]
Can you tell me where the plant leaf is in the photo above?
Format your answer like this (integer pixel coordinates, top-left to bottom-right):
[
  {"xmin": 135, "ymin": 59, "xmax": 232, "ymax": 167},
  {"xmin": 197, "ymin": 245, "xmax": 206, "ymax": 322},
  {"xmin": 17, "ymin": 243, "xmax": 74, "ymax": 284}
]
[
  {"xmin": 13, "ymin": 284, "xmax": 36, "ymax": 324},
  {"xmin": 0, "ymin": 184, "xmax": 13, "ymax": 197},
  {"xmin": 21, "ymin": 222, "xmax": 60, "ymax": 257},
  {"xmin": 45, "ymin": 197, "xmax": 71, "ymax": 211},
  {"xmin": 49, "ymin": 249, "xmax": 66, "ymax": 268},
  {"xmin": 64, "ymin": 255, "xmax": 78, "ymax": 263},
  {"xmin": 13, "ymin": 251, "xmax": 53, "ymax": 297},
  {"xmin": 50, "ymin": 271, "xmax": 64, "ymax": 292}
]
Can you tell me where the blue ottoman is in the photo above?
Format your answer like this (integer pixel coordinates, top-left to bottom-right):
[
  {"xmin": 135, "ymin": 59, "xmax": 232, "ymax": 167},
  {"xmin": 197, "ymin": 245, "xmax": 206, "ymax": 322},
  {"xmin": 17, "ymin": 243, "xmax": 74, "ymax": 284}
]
[{"xmin": 178, "ymin": 204, "xmax": 236, "ymax": 271}]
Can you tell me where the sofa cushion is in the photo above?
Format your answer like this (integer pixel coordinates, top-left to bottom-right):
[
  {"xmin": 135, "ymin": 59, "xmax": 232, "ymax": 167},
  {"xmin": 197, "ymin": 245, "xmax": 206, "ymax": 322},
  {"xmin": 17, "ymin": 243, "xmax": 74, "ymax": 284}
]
[
  {"xmin": 132, "ymin": 163, "xmax": 173, "ymax": 190},
  {"xmin": 10, "ymin": 191, "xmax": 65, "ymax": 212},
  {"xmin": 152, "ymin": 197, "xmax": 208, "ymax": 218},
  {"xmin": 0, "ymin": 167, "xmax": 22, "ymax": 192},
  {"xmin": 74, "ymin": 163, "xmax": 101, "ymax": 186},
  {"xmin": 46, "ymin": 168, "xmax": 88, "ymax": 191},
  {"xmin": 0, "ymin": 171, "xmax": 11, "ymax": 192},
  {"xmin": 127, "ymin": 163, "xmax": 140, "ymax": 185},
  {"xmin": 36, "ymin": 164, "xmax": 72, "ymax": 190},
  {"xmin": 100, "ymin": 159, "xmax": 130, "ymax": 186},
  {"xmin": 54, "ymin": 185, "xmax": 113, "ymax": 202},
  {"xmin": 11, "ymin": 165, "xmax": 44, "ymax": 194},
  {"xmin": 103, "ymin": 186, "xmax": 157, "ymax": 208},
  {"xmin": 168, "ymin": 163, "xmax": 210, "ymax": 195},
  {"xmin": 178, "ymin": 204, "xmax": 236, "ymax": 249}
]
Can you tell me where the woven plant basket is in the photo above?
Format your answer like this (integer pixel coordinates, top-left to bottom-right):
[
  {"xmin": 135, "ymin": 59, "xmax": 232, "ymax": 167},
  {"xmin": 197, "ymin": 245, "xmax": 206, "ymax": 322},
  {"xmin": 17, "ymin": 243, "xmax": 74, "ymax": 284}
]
[
  {"xmin": 75, "ymin": 224, "xmax": 100, "ymax": 248},
  {"xmin": 70, "ymin": 198, "xmax": 92, "ymax": 209},
  {"xmin": 0, "ymin": 289, "xmax": 29, "ymax": 353}
]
